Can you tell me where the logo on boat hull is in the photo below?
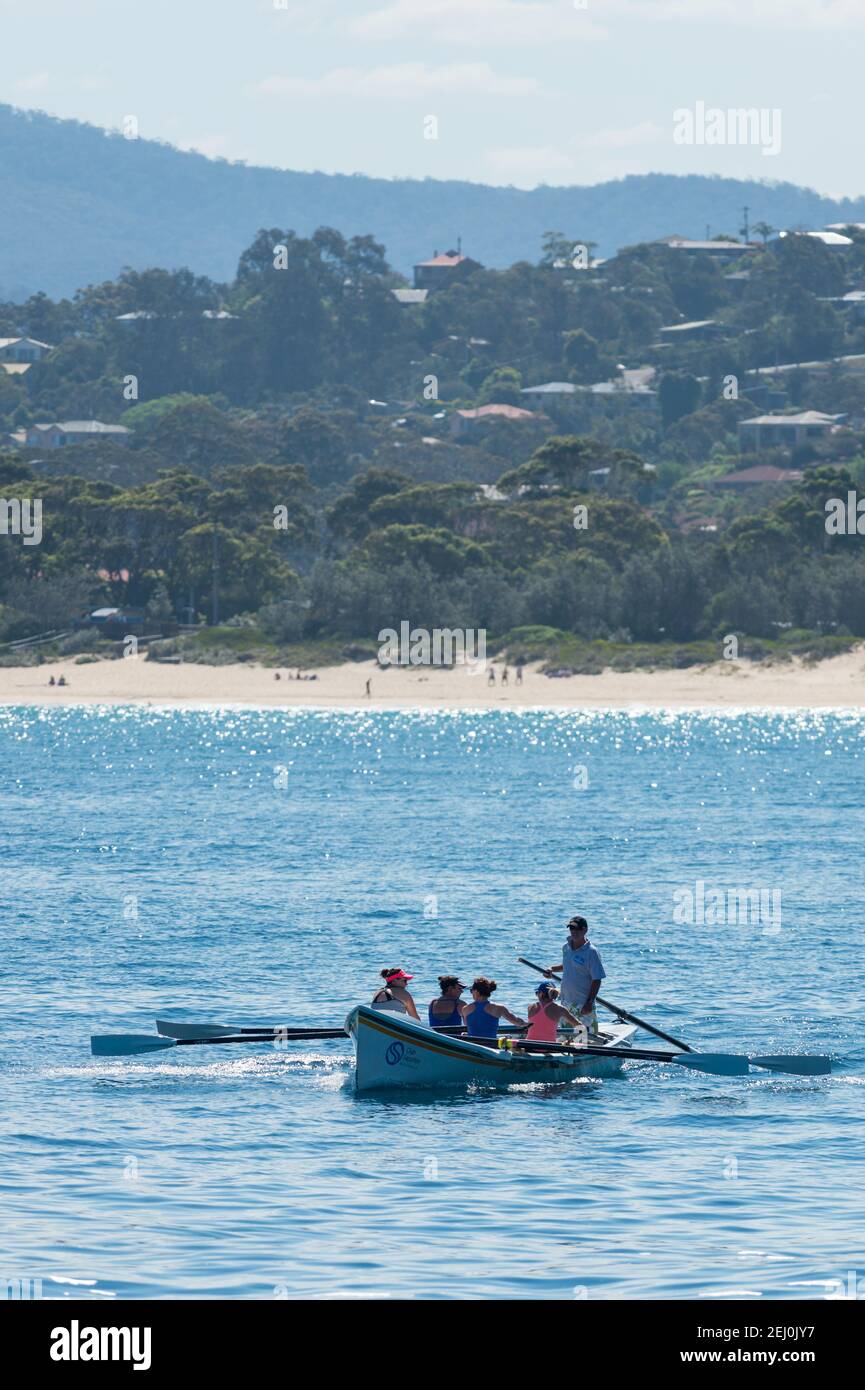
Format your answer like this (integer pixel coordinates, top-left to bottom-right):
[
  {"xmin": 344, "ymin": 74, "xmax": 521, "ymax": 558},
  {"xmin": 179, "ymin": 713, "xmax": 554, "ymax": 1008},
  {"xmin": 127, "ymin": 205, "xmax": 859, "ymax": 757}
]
[{"xmin": 385, "ymin": 1042, "xmax": 406, "ymax": 1066}]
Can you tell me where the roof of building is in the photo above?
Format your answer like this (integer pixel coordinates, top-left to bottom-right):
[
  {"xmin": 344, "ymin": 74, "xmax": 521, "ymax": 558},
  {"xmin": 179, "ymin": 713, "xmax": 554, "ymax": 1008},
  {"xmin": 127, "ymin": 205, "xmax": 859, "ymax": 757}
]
[
  {"xmin": 714, "ymin": 465, "xmax": 804, "ymax": 485},
  {"xmin": 780, "ymin": 229, "xmax": 853, "ymax": 247},
  {"xmin": 740, "ymin": 410, "xmax": 843, "ymax": 427},
  {"xmin": 658, "ymin": 237, "xmax": 753, "ymax": 253},
  {"xmin": 521, "ymin": 381, "xmax": 577, "ymax": 395},
  {"xmin": 456, "ymin": 403, "xmax": 534, "ymax": 421},
  {"xmin": 30, "ymin": 420, "xmax": 132, "ymax": 435},
  {"xmin": 659, "ymin": 319, "xmax": 718, "ymax": 334},
  {"xmin": 416, "ymin": 252, "xmax": 470, "ymax": 268},
  {"xmin": 391, "ymin": 288, "xmax": 429, "ymax": 304},
  {"xmin": 0, "ymin": 336, "xmax": 54, "ymax": 350}
]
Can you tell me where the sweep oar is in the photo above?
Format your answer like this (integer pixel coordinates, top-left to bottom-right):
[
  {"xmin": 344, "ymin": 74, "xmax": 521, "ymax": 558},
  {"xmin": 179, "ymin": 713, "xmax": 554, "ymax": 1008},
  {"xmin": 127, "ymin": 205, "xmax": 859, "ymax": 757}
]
[
  {"xmin": 500, "ymin": 1038, "xmax": 749, "ymax": 1077},
  {"xmin": 516, "ymin": 956, "xmax": 832, "ymax": 1075},
  {"xmin": 91, "ymin": 1030, "xmax": 349, "ymax": 1057},
  {"xmin": 517, "ymin": 956, "xmax": 691, "ymax": 1049},
  {"xmin": 157, "ymin": 1016, "xmax": 529, "ymax": 1041},
  {"xmin": 156, "ymin": 1019, "xmax": 346, "ymax": 1040}
]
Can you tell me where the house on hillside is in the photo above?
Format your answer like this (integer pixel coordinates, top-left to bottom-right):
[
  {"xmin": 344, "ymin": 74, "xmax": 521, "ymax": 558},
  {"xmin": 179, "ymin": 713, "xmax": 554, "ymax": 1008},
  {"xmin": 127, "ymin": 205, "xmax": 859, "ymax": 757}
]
[
  {"xmin": 658, "ymin": 319, "xmax": 725, "ymax": 343},
  {"xmin": 414, "ymin": 250, "xmax": 482, "ymax": 292},
  {"xmin": 780, "ymin": 229, "xmax": 853, "ymax": 249},
  {"xmin": 24, "ymin": 420, "xmax": 132, "ymax": 448},
  {"xmin": 114, "ymin": 311, "xmax": 160, "ymax": 325},
  {"xmin": 738, "ymin": 410, "xmax": 844, "ymax": 453},
  {"xmin": 450, "ymin": 403, "xmax": 534, "ymax": 437},
  {"xmin": 713, "ymin": 464, "xmax": 804, "ymax": 490},
  {"xmin": 657, "ymin": 237, "xmax": 756, "ymax": 263},
  {"xmin": 391, "ymin": 288, "xmax": 429, "ymax": 306},
  {"xmin": 0, "ymin": 336, "xmax": 54, "ymax": 374}
]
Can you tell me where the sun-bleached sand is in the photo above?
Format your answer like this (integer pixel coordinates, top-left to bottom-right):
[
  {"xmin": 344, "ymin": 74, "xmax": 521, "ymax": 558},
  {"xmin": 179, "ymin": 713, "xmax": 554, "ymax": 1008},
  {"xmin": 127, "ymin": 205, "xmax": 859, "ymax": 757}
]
[{"xmin": 2, "ymin": 650, "xmax": 865, "ymax": 708}]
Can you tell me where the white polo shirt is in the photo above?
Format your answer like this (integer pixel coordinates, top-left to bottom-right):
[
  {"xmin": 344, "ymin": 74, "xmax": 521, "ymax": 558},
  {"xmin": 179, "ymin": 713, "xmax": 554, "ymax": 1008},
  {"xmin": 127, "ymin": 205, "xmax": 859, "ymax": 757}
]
[{"xmin": 560, "ymin": 940, "xmax": 605, "ymax": 1009}]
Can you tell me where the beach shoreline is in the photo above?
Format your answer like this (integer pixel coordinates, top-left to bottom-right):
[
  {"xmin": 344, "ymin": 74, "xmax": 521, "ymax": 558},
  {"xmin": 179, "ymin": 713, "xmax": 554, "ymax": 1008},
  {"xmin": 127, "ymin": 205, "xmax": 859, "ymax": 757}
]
[{"xmin": 2, "ymin": 649, "xmax": 865, "ymax": 709}]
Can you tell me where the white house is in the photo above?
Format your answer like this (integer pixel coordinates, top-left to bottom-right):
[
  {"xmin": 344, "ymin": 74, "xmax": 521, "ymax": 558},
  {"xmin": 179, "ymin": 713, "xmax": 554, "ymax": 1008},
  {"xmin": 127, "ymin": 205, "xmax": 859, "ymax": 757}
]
[
  {"xmin": 0, "ymin": 336, "xmax": 54, "ymax": 374},
  {"xmin": 24, "ymin": 420, "xmax": 132, "ymax": 448}
]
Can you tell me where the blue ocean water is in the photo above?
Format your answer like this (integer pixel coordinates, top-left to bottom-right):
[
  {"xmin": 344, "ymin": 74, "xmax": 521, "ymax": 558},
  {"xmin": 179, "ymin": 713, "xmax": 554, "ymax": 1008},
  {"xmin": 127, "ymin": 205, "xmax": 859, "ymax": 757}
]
[{"xmin": 1, "ymin": 704, "xmax": 862, "ymax": 1301}]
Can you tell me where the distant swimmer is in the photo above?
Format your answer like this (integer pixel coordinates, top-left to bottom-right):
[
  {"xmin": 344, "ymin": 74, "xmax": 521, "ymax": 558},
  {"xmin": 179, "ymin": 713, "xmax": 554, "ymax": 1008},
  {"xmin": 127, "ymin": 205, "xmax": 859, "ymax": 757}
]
[
  {"xmin": 545, "ymin": 915, "xmax": 606, "ymax": 1034},
  {"xmin": 371, "ymin": 967, "xmax": 420, "ymax": 1020},
  {"xmin": 462, "ymin": 977, "xmax": 525, "ymax": 1038}
]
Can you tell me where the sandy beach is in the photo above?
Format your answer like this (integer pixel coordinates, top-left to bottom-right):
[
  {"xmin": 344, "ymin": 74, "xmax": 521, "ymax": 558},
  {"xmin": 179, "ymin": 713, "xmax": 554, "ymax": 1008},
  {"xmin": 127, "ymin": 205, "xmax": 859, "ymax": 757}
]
[{"xmin": 2, "ymin": 650, "xmax": 865, "ymax": 708}]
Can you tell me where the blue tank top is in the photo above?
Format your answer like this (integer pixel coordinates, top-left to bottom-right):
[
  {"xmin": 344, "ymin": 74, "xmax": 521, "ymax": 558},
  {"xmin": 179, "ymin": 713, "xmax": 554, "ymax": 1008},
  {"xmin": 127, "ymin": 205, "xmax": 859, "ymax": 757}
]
[
  {"xmin": 428, "ymin": 1001, "xmax": 463, "ymax": 1031},
  {"xmin": 465, "ymin": 1001, "xmax": 499, "ymax": 1038}
]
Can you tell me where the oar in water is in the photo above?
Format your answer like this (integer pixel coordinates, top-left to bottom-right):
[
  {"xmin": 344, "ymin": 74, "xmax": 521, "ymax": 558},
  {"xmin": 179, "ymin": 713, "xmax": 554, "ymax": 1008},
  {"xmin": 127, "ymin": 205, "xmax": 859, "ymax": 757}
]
[{"xmin": 516, "ymin": 955, "xmax": 832, "ymax": 1076}]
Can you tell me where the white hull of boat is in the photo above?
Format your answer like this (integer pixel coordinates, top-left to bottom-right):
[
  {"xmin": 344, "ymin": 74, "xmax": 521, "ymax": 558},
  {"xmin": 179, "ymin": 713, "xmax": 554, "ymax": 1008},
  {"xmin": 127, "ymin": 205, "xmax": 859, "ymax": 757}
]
[{"xmin": 346, "ymin": 1004, "xmax": 636, "ymax": 1092}]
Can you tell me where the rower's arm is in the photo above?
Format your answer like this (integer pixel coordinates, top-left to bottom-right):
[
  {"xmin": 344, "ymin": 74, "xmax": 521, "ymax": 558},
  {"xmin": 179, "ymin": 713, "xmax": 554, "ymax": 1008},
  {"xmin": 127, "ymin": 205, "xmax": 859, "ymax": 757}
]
[
  {"xmin": 548, "ymin": 964, "xmax": 563, "ymax": 977},
  {"xmin": 500, "ymin": 1007, "xmax": 527, "ymax": 1026}
]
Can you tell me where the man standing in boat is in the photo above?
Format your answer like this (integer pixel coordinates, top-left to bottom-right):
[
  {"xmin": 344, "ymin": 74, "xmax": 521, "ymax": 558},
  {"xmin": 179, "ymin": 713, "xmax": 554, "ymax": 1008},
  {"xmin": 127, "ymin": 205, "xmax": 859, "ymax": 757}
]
[{"xmin": 545, "ymin": 916, "xmax": 605, "ymax": 1034}]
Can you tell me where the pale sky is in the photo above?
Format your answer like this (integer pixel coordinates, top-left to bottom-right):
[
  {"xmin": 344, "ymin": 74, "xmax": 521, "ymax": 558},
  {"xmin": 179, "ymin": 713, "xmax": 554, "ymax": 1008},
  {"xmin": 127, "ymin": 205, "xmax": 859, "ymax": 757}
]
[{"xmin": 0, "ymin": 0, "xmax": 863, "ymax": 194}]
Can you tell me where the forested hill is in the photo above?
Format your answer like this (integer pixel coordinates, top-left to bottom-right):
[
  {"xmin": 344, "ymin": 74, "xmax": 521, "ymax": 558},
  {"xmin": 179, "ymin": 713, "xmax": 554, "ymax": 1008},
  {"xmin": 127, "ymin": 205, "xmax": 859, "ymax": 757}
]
[{"xmin": 4, "ymin": 103, "xmax": 865, "ymax": 300}]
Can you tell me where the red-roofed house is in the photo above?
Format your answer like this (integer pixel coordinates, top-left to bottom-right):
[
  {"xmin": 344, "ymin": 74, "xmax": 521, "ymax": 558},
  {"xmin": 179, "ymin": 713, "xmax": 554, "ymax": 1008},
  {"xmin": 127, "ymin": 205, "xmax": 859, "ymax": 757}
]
[
  {"xmin": 451, "ymin": 403, "xmax": 535, "ymax": 438},
  {"xmin": 414, "ymin": 249, "xmax": 482, "ymax": 292},
  {"xmin": 713, "ymin": 465, "xmax": 804, "ymax": 490}
]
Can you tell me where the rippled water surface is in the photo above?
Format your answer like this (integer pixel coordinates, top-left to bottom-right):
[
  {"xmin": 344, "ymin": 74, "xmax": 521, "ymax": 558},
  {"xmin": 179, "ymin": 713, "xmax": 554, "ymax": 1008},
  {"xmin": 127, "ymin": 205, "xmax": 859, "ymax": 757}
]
[{"xmin": 1, "ymin": 705, "xmax": 862, "ymax": 1299}]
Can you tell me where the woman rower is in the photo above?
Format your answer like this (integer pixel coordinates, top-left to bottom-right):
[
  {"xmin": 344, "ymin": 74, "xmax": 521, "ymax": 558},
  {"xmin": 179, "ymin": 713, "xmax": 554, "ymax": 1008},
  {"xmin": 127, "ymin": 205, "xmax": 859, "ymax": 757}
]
[
  {"xmin": 371, "ymin": 967, "xmax": 420, "ymax": 1020},
  {"xmin": 461, "ymin": 978, "xmax": 525, "ymax": 1039},
  {"xmin": 523, "ymin": 981, "xmax": 584, "ymax": 1044},
  {"xmin": 428, "ymin": 976, "xmax": 467, "ymax": 1031}
]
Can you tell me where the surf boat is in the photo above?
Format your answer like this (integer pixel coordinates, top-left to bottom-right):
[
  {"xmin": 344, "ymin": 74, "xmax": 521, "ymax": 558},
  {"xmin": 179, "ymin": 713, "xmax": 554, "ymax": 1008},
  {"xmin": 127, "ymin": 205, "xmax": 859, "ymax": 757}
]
[{"xmin": 346, "ymin": 1003, "xmax": 636, "ymax": 1092}]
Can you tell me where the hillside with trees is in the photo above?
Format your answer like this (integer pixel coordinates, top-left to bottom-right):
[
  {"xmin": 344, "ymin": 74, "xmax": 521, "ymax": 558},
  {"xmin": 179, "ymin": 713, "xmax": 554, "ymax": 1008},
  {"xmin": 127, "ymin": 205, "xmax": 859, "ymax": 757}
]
[{"xmin": 2, "ymin": 215, "xmax": 865, "ymax": 670}]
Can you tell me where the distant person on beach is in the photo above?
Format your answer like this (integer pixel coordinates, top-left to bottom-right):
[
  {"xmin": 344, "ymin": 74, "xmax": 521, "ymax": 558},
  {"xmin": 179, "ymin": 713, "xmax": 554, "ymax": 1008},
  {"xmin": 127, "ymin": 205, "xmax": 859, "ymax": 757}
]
[
  {"xmin": 516, "ymin": 664, "xmax": 523, "ymax": 686},
  {"xmin": 371, "ymin": 968, "xmax": 420, "ymax": 1020},
  {"xmin": 365, "ymin": 678, "xmax": 371, "ymax": 697},
  {"xmin": 48, "ymin": 676, "xmax": 55, "ymax": 686},
  {"xmin": 461, "ymin": 978, "xmax": 525, "ymax": 1037},
  {"xmin": 428, "ymin": 976, "xmax": 467, "ymax": 1031},
  {"xmin": 274, "ymin": 671, "xmax": 281, "ymax": 680},
  {"xmin": 544, "ymin": 916, "xmax": 605, "ymax": 1033},
  {"xmin": 501, "ymin": 666, "xmax": 509, "ymax": 685},
  {"xmin": 57, "ymin": 675, "xmax": 67, "ymax": 687},
  {"xmin": 487, "ymin": 666, "xmax": 495, "ymax": 686}
]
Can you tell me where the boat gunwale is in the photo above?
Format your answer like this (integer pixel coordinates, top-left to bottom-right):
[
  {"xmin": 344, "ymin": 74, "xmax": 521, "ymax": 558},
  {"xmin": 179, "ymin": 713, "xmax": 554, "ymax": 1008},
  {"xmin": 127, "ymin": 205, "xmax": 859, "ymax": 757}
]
[{"xmin": 347, "ymin": 1004, "xmax": 633, "ymax": 1074}]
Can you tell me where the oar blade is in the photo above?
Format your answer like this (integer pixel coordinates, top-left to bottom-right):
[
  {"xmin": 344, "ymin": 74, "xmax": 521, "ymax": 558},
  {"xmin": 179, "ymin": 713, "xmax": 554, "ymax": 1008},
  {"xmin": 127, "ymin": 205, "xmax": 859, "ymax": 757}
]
[
  {"xmin": 156, "ymin": 1019, "xmax": 234, "ymax": 1039},
  {"xmin": 671, "ymin": 1052, "xmax": 750, "ymax": 1077},
  {"xmin": 750, "ymin": 1054, "xmax": 833, "ymax": 1076},
  {"xmin": 91, "ymin": 1033, "xmax": 176, "ymax": 1057}
]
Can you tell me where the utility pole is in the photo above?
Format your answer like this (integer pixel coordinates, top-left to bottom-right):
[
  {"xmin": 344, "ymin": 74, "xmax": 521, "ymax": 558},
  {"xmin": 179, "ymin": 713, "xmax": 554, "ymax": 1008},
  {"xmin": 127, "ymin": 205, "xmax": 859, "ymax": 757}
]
[
  {"xmin": 211, "ymin": 529, "xmax": 219, "ymax": 627},
  {"xmin": 741, "ymin": 205, "xmax": 750, "ymax": 243}
]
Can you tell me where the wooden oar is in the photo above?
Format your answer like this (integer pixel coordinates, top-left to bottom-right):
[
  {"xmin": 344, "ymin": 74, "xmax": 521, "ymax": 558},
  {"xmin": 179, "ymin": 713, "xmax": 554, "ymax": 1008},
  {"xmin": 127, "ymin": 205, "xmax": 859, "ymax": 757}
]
[{"xmin": 516, "ymin": 956, "xmax": 832, "ymax": 1076}]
